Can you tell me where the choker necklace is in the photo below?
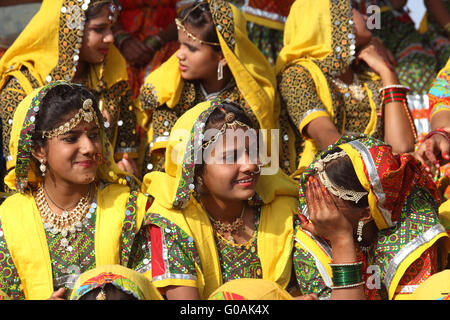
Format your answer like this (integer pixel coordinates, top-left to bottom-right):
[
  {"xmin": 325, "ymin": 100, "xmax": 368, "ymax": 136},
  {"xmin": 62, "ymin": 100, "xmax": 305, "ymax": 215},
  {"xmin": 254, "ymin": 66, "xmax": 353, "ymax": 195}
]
[
  {"xmin": 36, "ymin": 184, "xmax": 93, "ymax": 250},
  {"xmin": 201, "ymin": 200, "xmax": 245, "ymax": 244}
]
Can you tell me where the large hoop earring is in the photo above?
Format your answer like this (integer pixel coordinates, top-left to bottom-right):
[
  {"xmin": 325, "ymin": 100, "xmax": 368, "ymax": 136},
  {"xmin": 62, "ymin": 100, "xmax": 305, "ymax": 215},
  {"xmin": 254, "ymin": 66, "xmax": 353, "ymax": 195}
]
[
  {"xmin": 39, "ymin": 159, "xmax": 47, "ymax": 176},
  {"xmin": 217, "ymin": 61, "xmax": 224, "ymax": 81}
]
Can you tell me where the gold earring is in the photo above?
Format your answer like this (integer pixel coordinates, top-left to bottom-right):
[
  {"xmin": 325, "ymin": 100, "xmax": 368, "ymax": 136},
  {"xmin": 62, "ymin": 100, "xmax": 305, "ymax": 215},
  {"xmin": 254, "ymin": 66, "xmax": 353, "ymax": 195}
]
[{"xmin": 39, "ymin": 159, "xmax": 47, "ymax": 176}]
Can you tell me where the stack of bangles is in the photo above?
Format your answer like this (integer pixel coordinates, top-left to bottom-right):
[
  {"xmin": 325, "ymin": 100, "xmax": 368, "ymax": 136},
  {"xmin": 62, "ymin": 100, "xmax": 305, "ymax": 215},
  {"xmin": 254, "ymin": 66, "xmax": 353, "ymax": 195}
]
[
  {"xmin": 379, "ymin": 84, "xmax": 418, "ymax": 141},
  {"xmin": 424, "ymin": 128, "xmax": 450, "ymax": 143},
  {"xmin": 144, "ymin": 35, "xmax": 163, "ymax": 52},
  {"xmin": 329, "ymin": 262, "xmax": 365, "ymax": 289}
]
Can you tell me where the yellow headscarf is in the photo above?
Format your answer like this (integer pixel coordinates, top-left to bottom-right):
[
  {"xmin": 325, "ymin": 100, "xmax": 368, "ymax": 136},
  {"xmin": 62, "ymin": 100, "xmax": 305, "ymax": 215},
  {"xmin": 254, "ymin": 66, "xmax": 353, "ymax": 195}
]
[
  {"xmin": 4, "ymin": 81, "xmax": 138, "ymax": 192},
  {"xmin": 69, "ymin": 265, "xmax": 163, "ymax": 300},
  {"xmin": 142, "ymin": 100, "xmax": 298, "ymax": 299},
  {"xmin": 276, "ymin": 0, "xmax": 380, "ymax": 171},
  {"xmin": 208, "ymin": 278, "xmax": 295, "ymax": 300},
  {"xmin": 140, "ymin": 0, "xmax": 279, "ymax": 132},
  {"xmin": 0, "ymin": 0, "xmax": 127, "ymax": 93}
]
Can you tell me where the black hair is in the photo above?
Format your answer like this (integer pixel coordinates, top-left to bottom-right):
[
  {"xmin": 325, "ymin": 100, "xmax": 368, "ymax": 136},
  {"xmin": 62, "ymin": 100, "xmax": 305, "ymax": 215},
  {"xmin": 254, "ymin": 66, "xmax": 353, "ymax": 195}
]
[
  {"xmin": 320, "ymin": 147, "xmax": 369, "ymax": 208},
  {"xmin": 178, "ymin": 2, "xmax": 221, "ymax": 52},
  {"xmin": 30, "ymin": 84, "xmax": 103, "ymax": 174},
  {"xmin": 78, "ymin": 283, "xmax": 138, "ymax": 300},
  {"xmin": 194, "ymin": 101, "xmax": 256, "ymax": 191},
  {"xmin": 85, "ymin": 0, "xmax": 113, "ymax": 20}
]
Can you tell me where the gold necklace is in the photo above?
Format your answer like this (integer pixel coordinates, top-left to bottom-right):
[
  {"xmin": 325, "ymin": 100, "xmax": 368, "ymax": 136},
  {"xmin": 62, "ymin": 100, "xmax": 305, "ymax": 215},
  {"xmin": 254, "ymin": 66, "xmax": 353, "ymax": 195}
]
[
  {"xmin": 36, "ymin": 185, "xmax": 92, "ymax": 249},
  {"xmin": 202, "ymin": 201, "xmax": 245, "ymax": 244},
  {"xmin": 331, "ymin": 75, "xmax": 366, "ymax": 102}
]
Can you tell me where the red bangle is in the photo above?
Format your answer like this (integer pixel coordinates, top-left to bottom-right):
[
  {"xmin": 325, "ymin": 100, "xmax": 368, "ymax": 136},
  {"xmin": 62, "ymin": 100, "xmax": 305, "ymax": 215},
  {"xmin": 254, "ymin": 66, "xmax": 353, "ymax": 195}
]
[{"xmin": 424, "ymin": 129, "xmax": 450, "ymax": 143}]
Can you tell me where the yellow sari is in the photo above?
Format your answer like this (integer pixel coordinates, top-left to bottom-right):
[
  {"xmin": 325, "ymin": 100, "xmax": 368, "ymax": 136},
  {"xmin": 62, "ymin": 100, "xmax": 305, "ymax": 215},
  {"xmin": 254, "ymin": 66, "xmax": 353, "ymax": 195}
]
[
  {"xmin": 275, "ymin": 0, "xmax": 384, "ymax": 174},
  {"xmin": 142, "ymin": 100, "xmax": 297, "ymax": 299},
  {"xmin": 0, "ymin": 82, "xmax": 151, "ymax": 300},
  {"xmin": 0, "ymin": 0, "xmax": 137, "ymax": 168},
  {"xmin": 138, "ymin": 0, "xmax": 279, "ymax": 175}
]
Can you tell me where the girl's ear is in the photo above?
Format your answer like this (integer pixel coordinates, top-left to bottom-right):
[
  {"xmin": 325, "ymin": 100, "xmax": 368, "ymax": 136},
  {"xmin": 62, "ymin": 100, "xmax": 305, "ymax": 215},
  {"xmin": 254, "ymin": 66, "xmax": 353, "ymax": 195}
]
[
  {"xmin": 31, "ymin": 145, "xmax": 47, "ymax": 163},
  {"xmin": 360, "ymin": 207, "xmax": 372, "ymax": 223}
]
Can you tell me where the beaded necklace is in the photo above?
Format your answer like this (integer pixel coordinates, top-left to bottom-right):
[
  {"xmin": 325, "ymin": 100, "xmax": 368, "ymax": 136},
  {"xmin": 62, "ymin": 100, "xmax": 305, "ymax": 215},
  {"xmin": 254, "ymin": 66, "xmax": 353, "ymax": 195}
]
[{"xmin": 36, "ymin": 185, "xmax": 94, "ymax": 250}]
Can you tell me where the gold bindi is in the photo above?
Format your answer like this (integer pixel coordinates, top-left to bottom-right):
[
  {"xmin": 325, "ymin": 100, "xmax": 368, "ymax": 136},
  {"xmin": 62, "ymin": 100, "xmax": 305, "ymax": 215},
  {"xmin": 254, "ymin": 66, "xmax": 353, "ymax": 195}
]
[{"xmin": 41, "ymin": 98, "xmax": 100, "ymax": 139}]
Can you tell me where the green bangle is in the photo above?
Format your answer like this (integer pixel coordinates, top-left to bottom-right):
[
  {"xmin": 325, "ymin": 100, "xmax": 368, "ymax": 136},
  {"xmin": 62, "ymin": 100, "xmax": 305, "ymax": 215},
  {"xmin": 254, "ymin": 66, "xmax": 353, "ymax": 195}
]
[
  {"xmin": 445, "ymin": 22, "xmax": 450, "ymax": 37},
  {"xmin": 330, "ymin": 262, "xmax": 363, "ymax": 288},
  {"xmin": 115, "ymin": 32, "xmax": 132, "ymax": 49},
  {"xmin": 144, "ymin": 35, "xmax": 162, "ymax": 51}
]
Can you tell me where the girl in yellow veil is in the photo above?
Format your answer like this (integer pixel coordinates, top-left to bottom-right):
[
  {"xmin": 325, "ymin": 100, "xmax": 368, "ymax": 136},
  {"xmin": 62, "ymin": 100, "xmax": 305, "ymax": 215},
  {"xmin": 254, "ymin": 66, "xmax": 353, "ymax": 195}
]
[
  {"xmin": 142, "ymin": 99, "xmax": 299, "ymax": 300},
  {"xmin": 0, "ymin": 82, "xmax": 152, "ymax": 300},
  {"xmin": 294, "ymin": 134, "xmax": 449, "ymax": 299},
  {"xmin": 138, "ymin": 0, "xmax": 278, "ymax": 176},
  {"xmin": 276, "ymin": 0, "xmax": 417, "ymax": 175},
  {"xmin": 0, "ymin": 0, "xmax": 139, "ymax": 184}
]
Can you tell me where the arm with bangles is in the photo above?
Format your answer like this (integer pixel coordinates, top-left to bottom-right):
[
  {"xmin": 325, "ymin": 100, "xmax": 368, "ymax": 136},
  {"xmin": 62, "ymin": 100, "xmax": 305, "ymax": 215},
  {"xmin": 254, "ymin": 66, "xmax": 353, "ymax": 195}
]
[
  {"xmin": 113, "ymin": 19, "xmax": 178, "ymax": 68},
  {"xmin": 357, "ymin": 39, "xmax": 416, "ymax": 153},
  {"xmin": 301, "ymin": 177, "xmax": 366, "ymax": 300}
]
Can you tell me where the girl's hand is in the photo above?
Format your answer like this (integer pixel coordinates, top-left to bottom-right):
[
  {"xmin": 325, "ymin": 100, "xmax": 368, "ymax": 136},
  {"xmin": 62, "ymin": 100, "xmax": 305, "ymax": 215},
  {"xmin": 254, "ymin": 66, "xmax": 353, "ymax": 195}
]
[
  {"xmin": 413, "ymin": 133, "xmax": 450, "ymax": 179},
  {"xmin": 356, "ymin": 38, "xmax": 394, "ymax": 76},
  {"xmin": 302, "ymin": 177, "xmax": 353, "ymax": 244},
  {"xmin": 48, "ymin": 288, "xmax": 65, "ymax": 300},
  {"xmin": 116, "ymin": 153, "xmax": 139, "ymax": 177}
]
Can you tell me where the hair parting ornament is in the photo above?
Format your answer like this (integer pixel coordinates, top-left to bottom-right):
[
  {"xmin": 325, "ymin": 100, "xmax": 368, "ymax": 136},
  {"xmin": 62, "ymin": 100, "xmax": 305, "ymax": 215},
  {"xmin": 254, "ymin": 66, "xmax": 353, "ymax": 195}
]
[
  {"xmin": 40, "ymin": 98, "xmax": 100, "ymax": 139},
  {"xmin": 175, "ymin": 1, "xmax": 220, "ymax": 47},
  {"xmin": 201, "ymin": 107, "xmax": 253, "ymax": 150},
  {"xmin": 313, "ymin": 150, "xmax": 368, "ymax": 204}
]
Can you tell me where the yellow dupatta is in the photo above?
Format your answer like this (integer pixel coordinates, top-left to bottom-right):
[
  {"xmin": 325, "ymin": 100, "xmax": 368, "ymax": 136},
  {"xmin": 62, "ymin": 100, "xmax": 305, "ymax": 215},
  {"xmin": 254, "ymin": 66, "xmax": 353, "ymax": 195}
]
[
  {"xmin": 0, "ymin": 0, "xmax": 129, "ymax": 169},
  {"xmin": 0, "ymin": 82, "xmax": 147, "ymax": 299},
  {"xmin": 139, "ymin": 0, "xmax": 279, "ymax": 151},
  {"xmin": 142, "ymin": 100, "xmax": 297, "ymax": 299},
  {"xmin": 275, "ymin": 0, "xmax": 380, "ymax": 171}
]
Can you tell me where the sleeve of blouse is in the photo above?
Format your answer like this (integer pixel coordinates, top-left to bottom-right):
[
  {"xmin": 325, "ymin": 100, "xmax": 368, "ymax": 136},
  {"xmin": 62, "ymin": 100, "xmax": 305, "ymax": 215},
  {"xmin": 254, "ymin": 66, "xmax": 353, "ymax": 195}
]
[
  {"xmin": 0, "ymin": 76, "xmax": 26, "ymax": 163},
  {"xmin": 110, "ymin": 82, "xmax": 139, "ymax": 160},
  {"xmin": 428, "ymin": 67, "xmax": 450, "ymax": 121},
  {"xmin": 148, "ymin": 213, "xmax": 200, "ymax": 290},
  {"xmin": 278, "ymin": 65, "xmax": 331, "ymax": 137},
  {"xmin": 0, "ymin": 218, "xmax": 25, "ymax": 300}
]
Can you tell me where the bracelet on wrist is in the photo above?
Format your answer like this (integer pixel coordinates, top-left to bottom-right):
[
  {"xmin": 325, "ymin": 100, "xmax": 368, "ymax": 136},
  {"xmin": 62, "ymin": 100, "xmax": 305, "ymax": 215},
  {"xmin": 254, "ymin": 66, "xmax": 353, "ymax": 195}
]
[
  {"xmin": 115, "ymin": 32, "xmax": 132, "ymax": 49},
  {"xmin": 445, "ymin": 22, "xmax": 450, "ymax": 36},
  {"xmin": 380, "ymin": 88, "xmax": 418, "ymax": 142},
  {"xmin": 144, "ymin": 35, "xmax": 163, "ymax": 51},
  {"xmin": 379, "ymin": 84, "xmax": 410, "ymax": 93},
  {"xmin": 424, "ymin": 129, "xmax": 450, "ymax": 143},
  {"xmin": 329, "ymin": 262, "xmax": 364, "ymax": 289}
]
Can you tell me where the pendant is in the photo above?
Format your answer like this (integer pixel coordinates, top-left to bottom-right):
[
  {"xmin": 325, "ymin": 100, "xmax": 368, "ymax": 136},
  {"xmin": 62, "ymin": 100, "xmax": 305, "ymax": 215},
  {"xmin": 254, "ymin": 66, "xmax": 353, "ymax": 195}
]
[
  {"xmin": 61, "ymin": 210, "xmax": 69, "ymax": 218},
  {"xmin": 61, "ymin": 237, "xmax": 69, "ymax": 248},
  {"xmin": 227, "ymin": 235, "xmax": 235, "ymax": 244}
]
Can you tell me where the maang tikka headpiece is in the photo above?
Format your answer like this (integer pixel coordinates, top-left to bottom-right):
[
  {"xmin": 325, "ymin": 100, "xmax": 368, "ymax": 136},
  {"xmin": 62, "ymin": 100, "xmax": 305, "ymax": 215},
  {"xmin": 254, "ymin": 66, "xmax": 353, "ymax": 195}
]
[
  {"xmin": 201, "ymin": 107, "xmax": 253, "ymax": 150},
  {"xmin": 313, "ymin": 150, "xmax": 368, "ymax": 203},
  {"xmin": 175, "ymin": 1, "xmax": 220, "ymax": 47},
  {"xmin": 41, "ymin": 98, "xmax": 100, "ymax": 139}
]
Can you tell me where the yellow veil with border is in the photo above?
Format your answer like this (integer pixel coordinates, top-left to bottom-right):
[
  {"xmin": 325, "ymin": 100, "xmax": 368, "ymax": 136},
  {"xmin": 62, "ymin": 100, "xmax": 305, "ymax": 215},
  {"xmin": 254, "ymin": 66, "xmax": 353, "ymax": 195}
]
[
  {"xmin": 139, "ymin": 0, "xmax": 279, "ymax": 151},
  {"xmin": 0, "ymin": 82, "xmax": 148, "ymax": 300},
  {"xmin": 142, "ymin": 99, "xmax": 297, "ymax": 299},
  {"xmin": 276, "ymin": 0, "xmax": 380, "ymax": 171},
  {"xmin": 69, "ymin": 264, "xmax": 163, "ymax": 300}
]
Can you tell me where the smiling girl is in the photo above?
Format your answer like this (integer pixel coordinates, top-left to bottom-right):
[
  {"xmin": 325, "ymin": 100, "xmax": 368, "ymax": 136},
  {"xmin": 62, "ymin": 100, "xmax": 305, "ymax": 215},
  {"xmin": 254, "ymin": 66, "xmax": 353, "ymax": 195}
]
[
  {"xmin": 0, "ymin": 82, "xmax": 153, "ymax": 300},
  {"xmin": 138, "ymin": 0, "xmax": 278, "ymax": 176},
  {"xmin": 0, "ymin": 0, "xmax": 139, "ymax": 188},
  {"xmin": 141, "ymin": 100, "xmax": 320, "ymax": 300}
]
